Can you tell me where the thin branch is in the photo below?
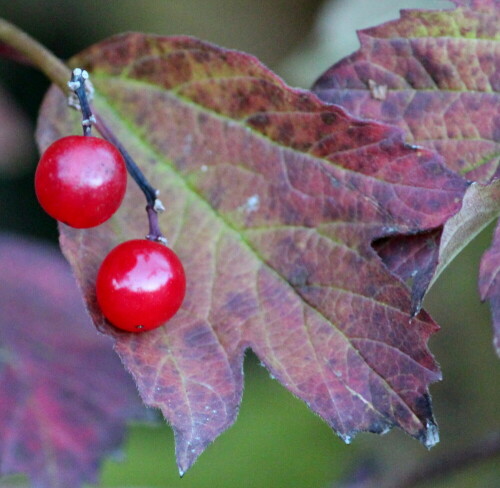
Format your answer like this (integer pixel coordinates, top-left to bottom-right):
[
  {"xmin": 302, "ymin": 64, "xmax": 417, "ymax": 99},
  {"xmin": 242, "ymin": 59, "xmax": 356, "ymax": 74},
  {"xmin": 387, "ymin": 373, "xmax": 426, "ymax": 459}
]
[
  {"xmin": 93, "ymin": 113, "xmax": 167, "ymax": 243},
  {"xmin": 0, "ymin": 17, "xmax": 70, "ymax": 92},
  {"xmin": 385, "ymin": 431, "xmax": 500, "ymax": 488},
  {"xmin": 337, "ymin": 431, "xmax": 500, "ymax": 488},
  {"xmin": 92, "ymin": 114, "xmax": 158, "ymax": 207}
]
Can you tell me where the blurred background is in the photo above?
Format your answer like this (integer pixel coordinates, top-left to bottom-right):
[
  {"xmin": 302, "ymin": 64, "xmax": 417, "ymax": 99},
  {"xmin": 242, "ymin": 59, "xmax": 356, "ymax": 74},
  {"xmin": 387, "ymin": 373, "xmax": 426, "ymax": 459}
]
[{"xmin": 1, "ymin": 1, "xmax": 499, "ymax": 487}]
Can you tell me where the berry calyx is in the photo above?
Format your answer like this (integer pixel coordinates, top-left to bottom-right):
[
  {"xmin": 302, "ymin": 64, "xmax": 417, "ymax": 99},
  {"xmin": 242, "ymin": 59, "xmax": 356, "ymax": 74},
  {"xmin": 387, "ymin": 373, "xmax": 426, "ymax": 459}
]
[
  {"xmin": 96, "ymin": 239, "xmax": 186, "ymax": 332},
  {"xmin": 35, "ymin": 135, "xmax": 127, "ymax": 228}
]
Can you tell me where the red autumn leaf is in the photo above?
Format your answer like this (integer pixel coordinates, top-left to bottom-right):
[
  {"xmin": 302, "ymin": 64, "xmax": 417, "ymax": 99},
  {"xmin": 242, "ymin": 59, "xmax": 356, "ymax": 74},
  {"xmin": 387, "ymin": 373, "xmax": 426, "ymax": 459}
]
[
  {"xmin": 373, "ymin": 228, "xmax": 442, "ymax": 315},
  {"xmin": 312, "ymin": 0, "xmax": 500, "ymax": 334},
  {"xmin": 312, "ymin": 0, "xmax": 499, "ymax": 182},
  {"xmin": 35, "ymin": 33, "xmax": 467, "ymax": 474},
  {"xmin": 0, "ymin": 234, "xmax": 148, "ymax": 488}
]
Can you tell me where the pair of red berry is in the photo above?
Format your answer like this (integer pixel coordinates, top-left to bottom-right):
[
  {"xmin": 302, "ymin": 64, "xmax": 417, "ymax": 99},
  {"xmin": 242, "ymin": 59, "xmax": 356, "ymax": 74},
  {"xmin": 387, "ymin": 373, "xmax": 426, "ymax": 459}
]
[{"xmin": 35, "ymin": 135, "xmax": 186, "ymax": 333}]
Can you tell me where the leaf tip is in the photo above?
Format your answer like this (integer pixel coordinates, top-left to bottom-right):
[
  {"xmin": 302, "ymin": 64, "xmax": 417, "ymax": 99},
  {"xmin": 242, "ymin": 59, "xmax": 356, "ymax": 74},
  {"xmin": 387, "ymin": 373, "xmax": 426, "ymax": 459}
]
[
  {"xmin": 422, "ymin": 419, "xmax": 440, "ymax": 449},
  {"xmin": 339, "ymin": 432, "xmax": 354, "ymax": 444},
  {"xmin": 174, "ymin": 433, "xmax": 207, "ymax": 477},
  {"xmin": 176, "ymin": 446, "xmax": 200, "ymax": 478}
]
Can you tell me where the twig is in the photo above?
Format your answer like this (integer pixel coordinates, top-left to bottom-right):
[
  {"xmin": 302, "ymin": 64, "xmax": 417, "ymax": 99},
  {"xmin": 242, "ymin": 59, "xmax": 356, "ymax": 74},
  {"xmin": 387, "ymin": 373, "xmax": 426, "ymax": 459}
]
[
  {"xmin": 0, "ymin": 17, "xmax": 70, "ymax": 92},
  {"xmin": 93, "ymin": 113, "xmax": 167, "ymax": 243},
  {"xmin": 336, "ymin": 431, "xmax": 500, "ymax": 488},
  {"xmin": 384, "ymin": 431, "xmax": 500, "ymax": 488}
]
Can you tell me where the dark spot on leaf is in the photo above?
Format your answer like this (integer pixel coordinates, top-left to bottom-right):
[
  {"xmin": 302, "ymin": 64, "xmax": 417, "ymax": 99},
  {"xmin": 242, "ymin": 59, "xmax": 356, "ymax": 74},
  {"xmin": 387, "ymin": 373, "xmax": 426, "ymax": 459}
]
[
  {"xmin": 208, "ymin": 184, "xmax": 224, "ymax": 209},
  {"xmin": 368, "ymin": 418, "xmax": 393, "ymax": 434},
  {"xmin": 321, "ymin": 112, "xmax": 337, "ymax": 125},
  {"xmin": 426, "ymin": 199, "xmax": 443, "ymax": 211},
  {"xmin": 248, "ymin": 113, "xmax": 270, "ymax": 128},
  {"xmin": 372, "ymin": 308, "xmax": 385, "ymax": 324},
  {"xmin": 223, "ymin": 292, "xmax": 258, "ymax": 320},
  {"xmin": 183, "ymin": 323, "xmax": 212, "ymax": 348},
  {"xmin": 394, "ymin": 402, "xmax": 411, "ymax": 424},
  {"xmin": 197, "ymin": 112, "xmax": 209, "ymax": 126},
  {"xmin": 193, "ymin": 49, "xmax": 211, "ymax": 63},
  {"xmin": 297, "ymin": 93, "xmax": 315, "ymax": 110},
  {"xmin": 414, "ymin": 393, "xmax": 434, "ymax": 420},
  {"xmin": 381, "ymin": 101, "xmax": 399, "ymax": 119},
  {"xmin": 288, "ymin": 268, "xmax": 310, "ymax": 288},
  {"xmin": 493, "ymin": 115, "xmax": 500, "ymax": 142},
  {"xmin": 278, "ymin": 121, "xmax": 295, "ymax": 144}
]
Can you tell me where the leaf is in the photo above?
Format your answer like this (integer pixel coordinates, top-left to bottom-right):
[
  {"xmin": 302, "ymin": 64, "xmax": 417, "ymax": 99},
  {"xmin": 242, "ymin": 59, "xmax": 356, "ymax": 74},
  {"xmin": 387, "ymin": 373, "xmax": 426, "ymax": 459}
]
[
  {"xmin": 437, "ymin": 180, "xmax": 500, "ymax": 291},
  {"xmin": 312, "ymin": 0, "xmax": 500, "ymax": 182},
  {"xmin": 373, "ymin": 229, "xmax": 442, "ymax": 315},
  {"xmin": 35, "ymin": 33, "xmax": 467, "ymax": 473},
  {"xmin": 481, "ymin": 265, "xmax": 500, "ymax": 356},
  {"xmin": 0, "ymin": 234, "xmax": 148, "ymax": 488},
  {"xmin": 375, "ymin": 181, "xmax": 500, "ymax": 318},
  {"xmin": 311, "ymin": 0, "xmax": 500, "ymax": 342},
  {"xmin": 479, "ymin": 196, "xmax": 500, "ymax": 357}
]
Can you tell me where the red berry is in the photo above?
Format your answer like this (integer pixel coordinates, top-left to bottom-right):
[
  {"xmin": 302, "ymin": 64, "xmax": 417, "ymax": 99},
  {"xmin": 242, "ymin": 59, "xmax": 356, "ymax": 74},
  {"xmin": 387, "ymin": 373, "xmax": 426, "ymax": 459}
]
[
  {"xmin": 35, "ymin": 135, "xmax": 127, "ymax": 228},
  {"xmin": 96, "ymin": 239, "xmax": 186, "ymax": 332}
]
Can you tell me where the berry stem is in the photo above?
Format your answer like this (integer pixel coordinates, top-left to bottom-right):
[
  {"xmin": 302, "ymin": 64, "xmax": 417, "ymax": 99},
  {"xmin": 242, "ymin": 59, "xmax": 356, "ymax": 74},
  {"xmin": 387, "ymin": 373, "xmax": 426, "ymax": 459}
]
[
  {"xmin": 146, "ymin": 205, "xmax": 167, "ymax": 244},
  {"xmin": 94, "ymin": 114, "xmax": 157, "ymax": 206},
  {"xmin": 67, "ymin": 69, "xmax": 166, "ymax": 238},
  {"xmin": 68, "ymin": 69, "xmax": 95, "ymax": 136},
  {"xmin": 384, "ymin": 431, "xmax": 500, "ymax": 488},
  {"xmin": 93, "ymin": 114, "xmax": 167, "ymax": 243},
  {"xmin": 67, "ymin": 68, "xmax": 166, "ymax": 241}
]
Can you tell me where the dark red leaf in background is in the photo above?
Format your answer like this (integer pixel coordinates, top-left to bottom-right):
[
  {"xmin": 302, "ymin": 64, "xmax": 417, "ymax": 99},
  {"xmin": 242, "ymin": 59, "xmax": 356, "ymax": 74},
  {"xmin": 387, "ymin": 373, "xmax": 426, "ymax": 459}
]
[
  {"xmin": 480, "ymin": 227, "xmax": 500, "ymax": 354},
  {"xmin": 312, "ymin": 0, "xmax": 500, "ymax": 339},
  {"xmin": 478, "ymin": 181, "xmax": 500, "ymax": 356},
  {"xmin": 0, "ymin": 234, "xmax": 148, "ymax": 488},
  {"xmin": 36, "ymin": 34, "xmax": 467, "ymax": 473}
]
